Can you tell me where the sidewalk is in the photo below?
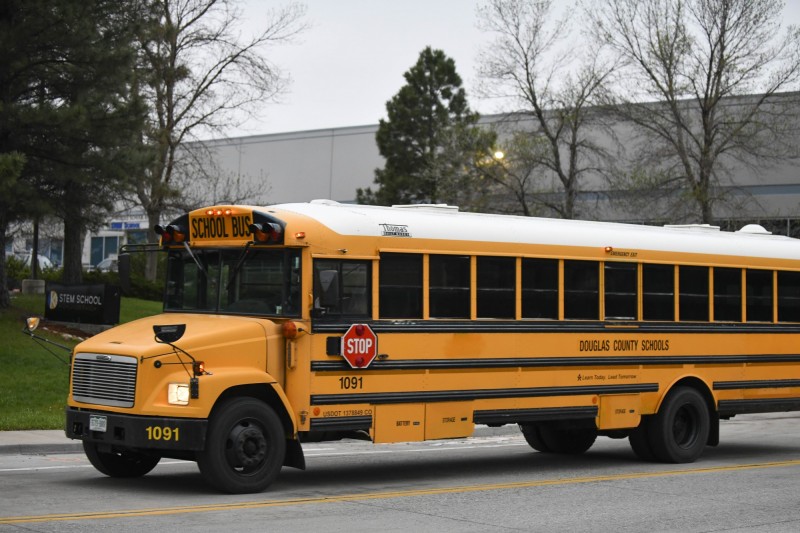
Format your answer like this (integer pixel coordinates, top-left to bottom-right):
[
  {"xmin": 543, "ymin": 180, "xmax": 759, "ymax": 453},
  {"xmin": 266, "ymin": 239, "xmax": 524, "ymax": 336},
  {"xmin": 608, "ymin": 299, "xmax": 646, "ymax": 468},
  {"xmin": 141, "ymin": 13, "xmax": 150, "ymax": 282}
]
[{"xmin": 0, "ymin": 430, "xmax": 82, "ymax": 456}]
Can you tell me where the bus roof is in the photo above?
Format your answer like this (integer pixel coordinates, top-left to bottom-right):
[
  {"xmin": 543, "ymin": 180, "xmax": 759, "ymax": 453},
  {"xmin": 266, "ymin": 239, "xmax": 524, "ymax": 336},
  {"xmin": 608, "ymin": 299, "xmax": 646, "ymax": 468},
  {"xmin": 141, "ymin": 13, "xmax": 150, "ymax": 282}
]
[{"xmin": 266, "ymin": 200, "xmax": 800, "ymax": 262}]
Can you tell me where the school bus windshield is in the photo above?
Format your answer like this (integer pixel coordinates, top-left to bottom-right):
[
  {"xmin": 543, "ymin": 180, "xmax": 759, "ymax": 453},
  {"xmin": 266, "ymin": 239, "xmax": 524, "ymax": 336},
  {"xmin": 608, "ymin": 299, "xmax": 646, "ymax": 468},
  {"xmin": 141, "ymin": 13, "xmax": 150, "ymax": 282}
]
[{"xmin": 164, "ymin": 247, "xmax": 301, "ymax": 316}]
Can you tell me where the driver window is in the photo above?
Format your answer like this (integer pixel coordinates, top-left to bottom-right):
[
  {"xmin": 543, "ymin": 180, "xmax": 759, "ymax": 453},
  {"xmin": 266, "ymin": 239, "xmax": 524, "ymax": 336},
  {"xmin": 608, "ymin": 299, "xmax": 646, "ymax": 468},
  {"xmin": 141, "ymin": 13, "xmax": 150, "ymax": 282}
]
[{"xmin": 313, "ymin": 260, "xmax": 371, "ymax": 318}]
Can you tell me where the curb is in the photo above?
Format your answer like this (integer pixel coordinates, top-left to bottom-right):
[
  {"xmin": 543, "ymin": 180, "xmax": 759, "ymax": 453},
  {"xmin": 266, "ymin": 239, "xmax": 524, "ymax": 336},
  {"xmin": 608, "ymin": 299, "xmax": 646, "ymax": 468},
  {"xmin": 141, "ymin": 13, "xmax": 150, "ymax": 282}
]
[
  {"xmin": 0, "ymin": 431, "xmax": 83, "ymax": 456},
  {"xmin": 0, "ymin": 442, "xmax": 83, "ymax": 456}
]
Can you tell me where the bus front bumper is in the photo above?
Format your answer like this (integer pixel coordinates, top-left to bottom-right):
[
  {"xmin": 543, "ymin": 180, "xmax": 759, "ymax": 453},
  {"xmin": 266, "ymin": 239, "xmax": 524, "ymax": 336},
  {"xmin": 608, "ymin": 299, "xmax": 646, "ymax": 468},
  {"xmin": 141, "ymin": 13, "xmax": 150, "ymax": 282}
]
[{"xmin": 66, "ymin": 408, "xmax": 208, "ymax": 451}]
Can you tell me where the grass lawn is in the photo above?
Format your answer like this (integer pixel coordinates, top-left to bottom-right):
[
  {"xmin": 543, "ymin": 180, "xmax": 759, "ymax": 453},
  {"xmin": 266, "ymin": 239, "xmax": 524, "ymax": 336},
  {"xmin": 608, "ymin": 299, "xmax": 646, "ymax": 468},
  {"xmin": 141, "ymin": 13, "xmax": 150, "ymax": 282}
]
[{"xmin": 0, "ymin": 293, "xmax": 162, "ymax": 430}]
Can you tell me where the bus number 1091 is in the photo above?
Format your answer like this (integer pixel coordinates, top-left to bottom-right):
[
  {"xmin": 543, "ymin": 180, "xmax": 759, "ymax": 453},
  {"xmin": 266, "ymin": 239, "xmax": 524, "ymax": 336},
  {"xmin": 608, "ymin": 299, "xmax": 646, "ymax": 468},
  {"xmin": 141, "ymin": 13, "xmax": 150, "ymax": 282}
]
[{"xmin": 339, "ymin": 376, "xmax": 363, "ymax": 390}]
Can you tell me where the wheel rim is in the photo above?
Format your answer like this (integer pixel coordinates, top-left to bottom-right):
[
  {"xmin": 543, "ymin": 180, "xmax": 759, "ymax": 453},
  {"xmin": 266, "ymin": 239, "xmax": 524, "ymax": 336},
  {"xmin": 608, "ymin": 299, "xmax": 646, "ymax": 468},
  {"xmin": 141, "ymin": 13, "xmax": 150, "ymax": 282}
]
[
  {"xmin": 672, "ymin": 404, "xmax": 699, "ymax": 449},
  {"xmin": 225, "ymin": 419, "xmax": 269, "ymax": 474}
]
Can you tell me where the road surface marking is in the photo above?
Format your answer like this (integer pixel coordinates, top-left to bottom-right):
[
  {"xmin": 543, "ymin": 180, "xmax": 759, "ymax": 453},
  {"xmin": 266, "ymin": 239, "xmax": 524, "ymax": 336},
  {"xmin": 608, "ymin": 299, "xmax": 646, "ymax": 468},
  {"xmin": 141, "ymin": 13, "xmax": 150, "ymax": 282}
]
[{"xmin": 3, "ymin": 459, "xmax": 800, "ymax": 524}]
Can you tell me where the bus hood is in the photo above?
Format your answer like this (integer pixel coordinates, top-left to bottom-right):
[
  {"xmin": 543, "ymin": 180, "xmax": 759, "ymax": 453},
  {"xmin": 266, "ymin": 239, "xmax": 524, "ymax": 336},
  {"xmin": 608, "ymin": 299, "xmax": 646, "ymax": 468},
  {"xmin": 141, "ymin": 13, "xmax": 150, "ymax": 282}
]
[{"xmin": 73, "ymin": 313, "xmax": 277, "ymax": 361}]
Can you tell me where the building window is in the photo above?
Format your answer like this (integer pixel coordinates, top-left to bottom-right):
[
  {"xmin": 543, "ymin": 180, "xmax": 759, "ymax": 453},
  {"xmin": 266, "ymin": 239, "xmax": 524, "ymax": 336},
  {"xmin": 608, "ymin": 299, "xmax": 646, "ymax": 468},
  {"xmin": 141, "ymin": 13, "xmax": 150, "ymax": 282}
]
[
  {"xmin": 477, "ymin": 256, "xmax": 515, "ymax": 319},
  {"xmin": 643, "ymin": 264, "xmax": 674, "ymax": 321},
  {"xmin": 429, "ymin": 255, "xmax": 470, "ymax": 318},
  {"xmin": 564, "ymin": 260, "xmax": 599, "ymax": 320},
  {"xmin": 379, "ymin": 253, "xmax": 422, "ymax": 318},
  {"xmin": 90, "ymin": 236, "xmax": 119, "ymax": 267},
  {"xmin": 521, "ymin": 258, "xmax": 558, "ymax": 319}
]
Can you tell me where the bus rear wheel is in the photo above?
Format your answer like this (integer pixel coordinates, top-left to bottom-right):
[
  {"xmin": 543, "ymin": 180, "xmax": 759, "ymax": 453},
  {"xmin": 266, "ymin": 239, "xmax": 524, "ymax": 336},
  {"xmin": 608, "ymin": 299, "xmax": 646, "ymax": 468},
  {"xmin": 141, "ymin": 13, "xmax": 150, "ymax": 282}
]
[
  {"xmin": 197, "ymin": 397, "xmax": 286, "ymax": 494},
  {"xmin": 519, "ymin": 423, "xmax": 596, "ymax": 454},
  {"xmin": 83, "ymin": 441, "xmax": 160, "ymax": 478},
  {"xmin": 648, "ymin": 387, "xmax": 710, "ymax": 463},
  {"xmin": 519, "ymin": 423, "xmax": 551, "ymax": 452},
  {"xmin": 628, "ymin": 417, "xmax": 656, "ymax": 461}
]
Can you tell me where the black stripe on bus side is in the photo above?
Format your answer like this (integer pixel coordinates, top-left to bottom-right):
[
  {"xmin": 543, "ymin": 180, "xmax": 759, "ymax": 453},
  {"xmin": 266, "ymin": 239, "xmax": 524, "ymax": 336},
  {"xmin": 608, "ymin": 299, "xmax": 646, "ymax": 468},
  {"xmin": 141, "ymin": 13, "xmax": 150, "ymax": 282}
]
[
  {"xmin": 713, "ymin": 379, "xmax": 800, "ymax": 391},
  {"xmin": 718, "ymin": 398, "xmax": 800, "ymax": 415},
  {"xmin": 311, "ymin": 354, "xmax": 800, "ymax": 372},
  {"xmin": 309, "ymin": 415, "xmax": 372, "ymax": 432},
  {"xmin": 312, "ymin": 321, "xmax": 800, "ymax": 335},
  {"xmin": 310, "ymin": 383, "xmax": 659, "ymax": 406},
  {"xmin": 473, "ymin": 406, "xmax": 598, "ymax": 425}
]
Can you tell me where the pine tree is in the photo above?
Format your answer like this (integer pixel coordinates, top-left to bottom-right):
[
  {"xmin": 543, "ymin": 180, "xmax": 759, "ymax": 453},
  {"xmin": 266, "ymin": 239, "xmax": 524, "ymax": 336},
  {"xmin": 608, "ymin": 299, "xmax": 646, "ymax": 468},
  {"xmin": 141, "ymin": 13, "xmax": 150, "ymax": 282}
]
[
  {"xmin": 0, "ymin": 0, "xmax": 147, "ymax": 290},
  {"xmin": 359, "ymin": 47, "xmax": 485, "ymax": 206}
]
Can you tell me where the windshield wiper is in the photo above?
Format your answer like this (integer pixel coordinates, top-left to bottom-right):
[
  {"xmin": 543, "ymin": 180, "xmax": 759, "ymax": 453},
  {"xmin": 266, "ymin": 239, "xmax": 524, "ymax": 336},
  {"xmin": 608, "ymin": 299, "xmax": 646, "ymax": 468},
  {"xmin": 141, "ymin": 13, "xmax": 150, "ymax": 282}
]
[
  {"xmin": 183, "ymin": 241, "xmax": 209, "ymax": 278},
  {"xmin": 225, "ymin": 242, "xmax": 252, "ymax": 291}
]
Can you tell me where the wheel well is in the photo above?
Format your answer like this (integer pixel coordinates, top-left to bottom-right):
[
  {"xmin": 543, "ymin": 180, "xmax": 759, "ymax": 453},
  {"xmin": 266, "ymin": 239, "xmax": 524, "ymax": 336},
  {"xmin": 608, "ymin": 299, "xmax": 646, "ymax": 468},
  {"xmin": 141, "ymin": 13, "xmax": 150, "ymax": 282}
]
[
  {"xmin": 666, "ymin": 377, "xmax": 716, "ymax": 413},
  {"xmin": 215, "ymin": 384, "xmax": 294, "ymax": 436}
]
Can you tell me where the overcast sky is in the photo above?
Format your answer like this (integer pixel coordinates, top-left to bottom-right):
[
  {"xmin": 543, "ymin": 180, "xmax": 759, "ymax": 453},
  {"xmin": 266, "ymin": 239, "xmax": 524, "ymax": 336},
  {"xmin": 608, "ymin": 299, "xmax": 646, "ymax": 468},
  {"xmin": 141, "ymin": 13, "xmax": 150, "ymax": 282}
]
[{"xmin": 227, "ymin": 0, "xmax": 800, "ymax": 139}]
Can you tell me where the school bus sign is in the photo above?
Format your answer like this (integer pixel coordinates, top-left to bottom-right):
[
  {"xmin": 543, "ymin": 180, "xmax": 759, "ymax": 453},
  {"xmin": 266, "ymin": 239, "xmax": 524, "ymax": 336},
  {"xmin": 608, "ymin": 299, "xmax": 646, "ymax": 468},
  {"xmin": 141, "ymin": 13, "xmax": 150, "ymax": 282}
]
[{"xmin": 341, "ymin": 323, "xmax": 378, "ymax": 368}]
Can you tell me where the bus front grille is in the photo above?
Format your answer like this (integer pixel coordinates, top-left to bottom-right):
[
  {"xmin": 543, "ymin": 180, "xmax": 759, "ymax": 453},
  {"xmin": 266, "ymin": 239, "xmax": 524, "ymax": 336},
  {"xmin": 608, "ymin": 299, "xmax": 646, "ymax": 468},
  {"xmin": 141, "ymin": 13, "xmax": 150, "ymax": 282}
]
[{"xmin": 72, "ymin": 353, "xmax": 137, "ymax": 408}]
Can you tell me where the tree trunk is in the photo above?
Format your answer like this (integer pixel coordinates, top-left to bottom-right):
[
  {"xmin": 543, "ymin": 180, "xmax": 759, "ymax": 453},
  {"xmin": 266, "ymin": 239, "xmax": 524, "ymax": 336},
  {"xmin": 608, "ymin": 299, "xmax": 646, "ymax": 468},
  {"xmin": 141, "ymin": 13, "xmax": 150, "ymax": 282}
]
[
  {"xmin": 145, "ymin": 208, "xmax": 161, "ymax": 281},
  {"xmin": 61, "ymin": 216, "xmax": 84, "ymax": 284},
  {"xmin": 0, "ymin": 217, "xmax": 10, "ymax": 308},
  {"xmin": 31, "ymin": 218, "xmax": 40, "ymax": 280}
]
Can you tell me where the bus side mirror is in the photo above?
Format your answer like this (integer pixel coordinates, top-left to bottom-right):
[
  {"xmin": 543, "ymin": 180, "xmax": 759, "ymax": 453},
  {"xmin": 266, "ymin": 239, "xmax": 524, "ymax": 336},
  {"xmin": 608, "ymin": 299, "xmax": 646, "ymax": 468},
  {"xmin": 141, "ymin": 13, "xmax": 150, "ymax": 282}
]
[{"xmin": 119, "ymin": 253, "xmax": 131, "ymax": 294}]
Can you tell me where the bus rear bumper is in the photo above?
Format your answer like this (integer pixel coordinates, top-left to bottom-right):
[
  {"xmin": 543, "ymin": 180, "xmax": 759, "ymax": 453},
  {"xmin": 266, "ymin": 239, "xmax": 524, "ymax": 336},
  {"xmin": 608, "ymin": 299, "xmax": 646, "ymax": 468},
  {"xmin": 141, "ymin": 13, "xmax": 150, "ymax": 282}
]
[{"xmin": 65, "ymin": 407, "xmax": 208, "ymax": 451}]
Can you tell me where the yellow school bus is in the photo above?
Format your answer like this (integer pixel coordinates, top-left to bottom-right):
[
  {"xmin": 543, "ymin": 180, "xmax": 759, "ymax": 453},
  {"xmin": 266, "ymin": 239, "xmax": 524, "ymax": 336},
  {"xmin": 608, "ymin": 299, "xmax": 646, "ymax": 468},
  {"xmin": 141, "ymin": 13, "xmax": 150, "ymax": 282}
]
[{"xmin": 63, "ymin": 200, "xmax": 800, "ymax": 493}]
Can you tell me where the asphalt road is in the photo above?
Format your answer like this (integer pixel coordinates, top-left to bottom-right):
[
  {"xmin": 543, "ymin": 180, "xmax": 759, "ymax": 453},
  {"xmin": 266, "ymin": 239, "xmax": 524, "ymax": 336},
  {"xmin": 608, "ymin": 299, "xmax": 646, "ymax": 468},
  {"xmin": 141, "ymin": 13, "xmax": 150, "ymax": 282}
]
[{"xmin": 2, "ymin": 414, "xmax": 800, "ymax": 532}]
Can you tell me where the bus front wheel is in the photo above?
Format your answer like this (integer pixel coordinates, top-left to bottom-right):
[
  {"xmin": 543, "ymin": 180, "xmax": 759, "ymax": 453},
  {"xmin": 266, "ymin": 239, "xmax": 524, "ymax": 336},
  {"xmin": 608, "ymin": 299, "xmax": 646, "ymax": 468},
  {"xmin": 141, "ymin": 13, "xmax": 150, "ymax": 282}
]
[
  {"xmin": 648, "ymin": 387, "xmax": 710, "ymax": 463},
  {"xmin": 83, "ymin": 441, "xmax": 160, "ymax": 477},
  {"xmin": 197, "ymin": 397, "xmax": 286, "ymax": 494}
]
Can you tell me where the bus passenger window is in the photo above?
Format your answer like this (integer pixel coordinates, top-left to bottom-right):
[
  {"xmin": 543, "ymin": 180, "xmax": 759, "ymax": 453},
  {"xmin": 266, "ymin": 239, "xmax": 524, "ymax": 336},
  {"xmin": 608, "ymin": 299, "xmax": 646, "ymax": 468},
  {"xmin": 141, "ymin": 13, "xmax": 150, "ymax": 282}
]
[
  {"xmin": 746, "ymin": 269, "xmax": 773, "ymax": 322},
  {"xmin": 643, "ymin": 264, "xmax": 674, "ymax": 321},
  {"xmin": 564, "ymin": 260, "xmax": 599, "ymax": 320},
  {"xmin": 714, "ymin": 267, "xmax": 741, "ymax": 321},
  {"xmin": 679, "ymin": 266, "xmax": 709, "ymax": 321},
  {"xmin": 521, "ymin": 258, "xmax": 558, "ymax": 319},
  {"xmin": 379, "ymin": 253, "xmax": 422, "ymax": 318},
  {"xmin": 778, "ymin": 271, "xmax": 800, "ymax": 322},
  {"xmin": 313, "ymin": 260, "xmax": 371, "ymax": 318},
  {"xmin": 430, "ymin": 255, "xmax": 470, "ymax": 318},
  {"xmin": 477, "ymin": 256, "xmax": 515, "ymax": 319},
  {"xmin": 605, "ymin": 263, "xmax": 637, "ymax": 320}
]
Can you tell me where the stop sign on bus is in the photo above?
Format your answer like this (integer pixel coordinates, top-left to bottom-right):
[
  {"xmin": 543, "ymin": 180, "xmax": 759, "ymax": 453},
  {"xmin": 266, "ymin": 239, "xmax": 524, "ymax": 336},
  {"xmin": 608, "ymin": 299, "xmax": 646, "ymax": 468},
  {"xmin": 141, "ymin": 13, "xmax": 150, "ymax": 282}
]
[{"xmin": 341, "ymin": 323, "xmax": 378, "ymax": 368}]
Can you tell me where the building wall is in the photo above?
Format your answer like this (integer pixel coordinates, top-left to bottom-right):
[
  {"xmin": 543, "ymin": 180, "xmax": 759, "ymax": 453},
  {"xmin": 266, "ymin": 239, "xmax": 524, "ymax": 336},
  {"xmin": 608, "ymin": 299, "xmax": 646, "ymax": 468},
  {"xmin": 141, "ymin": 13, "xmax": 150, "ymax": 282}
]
[
  {"xmin": 204, "ymin": 124, "xmax": 384, "ymax": 205},
  {"xmin": 63, "ymin": 101, "xmax": 800, "ymax": 266}
]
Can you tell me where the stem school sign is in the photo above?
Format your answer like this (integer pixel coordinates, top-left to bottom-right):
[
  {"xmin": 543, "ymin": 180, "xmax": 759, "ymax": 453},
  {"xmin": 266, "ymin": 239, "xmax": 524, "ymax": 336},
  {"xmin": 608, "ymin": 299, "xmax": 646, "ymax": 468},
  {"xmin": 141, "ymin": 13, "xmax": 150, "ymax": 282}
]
[{"xmin": 45, "ymin": 283, "xmax": 121, "ymax": 325}]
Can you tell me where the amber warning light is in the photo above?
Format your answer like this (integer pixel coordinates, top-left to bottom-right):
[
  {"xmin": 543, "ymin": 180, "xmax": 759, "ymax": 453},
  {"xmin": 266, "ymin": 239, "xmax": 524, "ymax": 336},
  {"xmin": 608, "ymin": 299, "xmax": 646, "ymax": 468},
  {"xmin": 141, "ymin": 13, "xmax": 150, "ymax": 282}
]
[{"xmin": 206, "ymin": 208, "xmax": 233, "ymax": 216}]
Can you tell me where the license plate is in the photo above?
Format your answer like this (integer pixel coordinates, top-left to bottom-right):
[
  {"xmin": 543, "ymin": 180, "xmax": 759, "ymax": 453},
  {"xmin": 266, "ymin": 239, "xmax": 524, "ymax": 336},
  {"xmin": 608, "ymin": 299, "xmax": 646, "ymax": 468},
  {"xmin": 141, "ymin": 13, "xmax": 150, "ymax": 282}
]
[{"xmin": 89, "ymin": 415, "xmax": 107, "ymax": 433}]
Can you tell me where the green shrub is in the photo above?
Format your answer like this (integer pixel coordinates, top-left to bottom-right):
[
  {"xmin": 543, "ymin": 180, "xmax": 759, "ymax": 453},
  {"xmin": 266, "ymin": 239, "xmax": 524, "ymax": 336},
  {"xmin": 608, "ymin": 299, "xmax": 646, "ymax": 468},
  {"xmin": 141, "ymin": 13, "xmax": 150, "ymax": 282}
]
[{"xmin": 5, "ymin": 256, "xmax": 61, "ymax": 290}]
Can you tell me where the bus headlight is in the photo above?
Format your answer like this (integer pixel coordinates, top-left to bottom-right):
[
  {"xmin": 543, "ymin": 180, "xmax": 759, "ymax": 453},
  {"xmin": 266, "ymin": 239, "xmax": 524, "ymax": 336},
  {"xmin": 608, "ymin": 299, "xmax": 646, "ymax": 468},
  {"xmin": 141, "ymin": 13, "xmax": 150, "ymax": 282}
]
[{"xmin": 168, "ymin": 383, "xmax": 190, "ymax": 405}]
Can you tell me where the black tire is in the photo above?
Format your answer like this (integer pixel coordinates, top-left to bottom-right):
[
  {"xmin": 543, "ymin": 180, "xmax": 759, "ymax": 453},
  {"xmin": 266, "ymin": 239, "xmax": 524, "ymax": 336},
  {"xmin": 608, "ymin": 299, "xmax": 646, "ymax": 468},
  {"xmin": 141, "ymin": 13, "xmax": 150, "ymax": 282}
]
[
  {"xmin": 519, "ymin": 423, "xmax": 552, "ymax": 452},
  {"xmin": 648, "ymin": 387, "xmax": 710, "ymax": 463},
  {"xmin": 197, "ymin": 397, "xmax": 286, "ymax": 494},
  {"xmin": 83, "ymin": 441, "xmax": 160, "ymax": 478},
  {"xmin": 520, "ymin": 423, "xmax": 596, "ymax": 454},
  {"xmin": 628, "ymin": 416, "xmax": 656, "ymax": 461},
  {"xmin": 540, "ymin": 425, "xmax": 597, "ymax": 454}
]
